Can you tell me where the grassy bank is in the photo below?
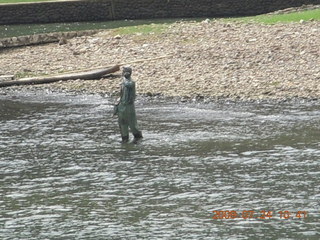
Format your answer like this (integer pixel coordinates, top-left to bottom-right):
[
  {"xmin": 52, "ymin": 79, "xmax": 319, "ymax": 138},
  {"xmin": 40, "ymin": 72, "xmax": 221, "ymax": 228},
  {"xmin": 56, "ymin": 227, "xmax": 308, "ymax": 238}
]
[
  {"xmin": 0, "ymin": 8, "xmax": 319, "ymax": 39},
  {"xmin": 112, "ymin": 8, "xmax": 320, "ymax": 36},
  {"xmin": 0, "ymin": 19, "xmax": 180, "ymax": 38},
  {"xmin": 226, "ymin": 8, "xmax": 320, "ymax": 24}
]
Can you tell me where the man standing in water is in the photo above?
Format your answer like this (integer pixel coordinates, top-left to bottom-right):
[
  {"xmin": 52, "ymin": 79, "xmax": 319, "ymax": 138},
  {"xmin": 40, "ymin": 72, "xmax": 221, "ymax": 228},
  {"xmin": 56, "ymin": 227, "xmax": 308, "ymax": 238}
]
[{"xmin": 114, "ymin": 67, "xmax": 143, "ymax": 143}]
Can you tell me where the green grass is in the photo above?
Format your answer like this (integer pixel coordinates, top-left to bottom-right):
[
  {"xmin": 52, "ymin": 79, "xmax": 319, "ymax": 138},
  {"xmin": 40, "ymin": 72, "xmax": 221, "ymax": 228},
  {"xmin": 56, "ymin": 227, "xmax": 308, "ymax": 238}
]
[
  {"xmin": 225, "ymin": 9, "xmax": 320, "ymax": 24},
  {"xmin": 112, "ymin": 23, "xmax": 169, "ymax": 36},
  {"xmin": 113, "ymin": 9, "xmax": 320, "ymax": 35},
  {"xmin": 0, "ymin": 9, "xmax": 319, "ymax": 39},
  {"xmin": 0, "ymin": 19, "xmax": 178, "ymax": 38}
]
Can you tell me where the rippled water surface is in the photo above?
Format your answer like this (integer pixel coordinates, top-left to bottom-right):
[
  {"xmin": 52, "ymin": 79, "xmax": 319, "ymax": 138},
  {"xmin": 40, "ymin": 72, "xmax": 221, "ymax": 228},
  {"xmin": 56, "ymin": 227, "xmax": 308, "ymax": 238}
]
[{"xmin": 0, "ymin": 90, "xmax": 319, "ymax": 239}]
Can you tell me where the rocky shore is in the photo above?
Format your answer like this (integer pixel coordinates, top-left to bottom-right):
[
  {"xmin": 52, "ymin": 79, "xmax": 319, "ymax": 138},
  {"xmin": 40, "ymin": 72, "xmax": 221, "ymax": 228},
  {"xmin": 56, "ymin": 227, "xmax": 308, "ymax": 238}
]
[{"xmin": 0, "ymin": 19, "xmax": 319, "ymax": 102}]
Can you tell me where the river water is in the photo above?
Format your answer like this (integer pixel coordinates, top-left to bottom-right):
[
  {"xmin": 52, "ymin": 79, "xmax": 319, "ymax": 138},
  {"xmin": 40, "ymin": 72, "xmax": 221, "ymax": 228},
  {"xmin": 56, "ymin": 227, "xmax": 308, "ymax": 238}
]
[{"xmin": 0, "ymin": 89, "xmax": 319, "ymax": 239}]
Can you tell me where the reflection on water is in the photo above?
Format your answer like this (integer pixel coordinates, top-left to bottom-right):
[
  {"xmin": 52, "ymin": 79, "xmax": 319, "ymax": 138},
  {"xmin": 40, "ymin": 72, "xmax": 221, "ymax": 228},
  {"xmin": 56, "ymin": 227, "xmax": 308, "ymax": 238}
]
[{"xmin": 0, "ymin": 90, "xmax": 319, "ymax": 239}]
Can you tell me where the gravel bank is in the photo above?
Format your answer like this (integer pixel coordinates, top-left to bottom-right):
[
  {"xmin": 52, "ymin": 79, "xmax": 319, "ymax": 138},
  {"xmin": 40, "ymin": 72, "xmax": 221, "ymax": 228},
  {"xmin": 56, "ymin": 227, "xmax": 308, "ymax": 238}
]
[{"xmin": 0, "ymin": 20, "xmax": 319, "ymax": 101}]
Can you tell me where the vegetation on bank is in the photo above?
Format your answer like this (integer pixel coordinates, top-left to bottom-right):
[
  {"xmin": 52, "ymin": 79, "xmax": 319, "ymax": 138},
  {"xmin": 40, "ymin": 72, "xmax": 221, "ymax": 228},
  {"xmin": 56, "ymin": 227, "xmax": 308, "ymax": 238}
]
[
  {"xmin": 0, "ymin": 8, "xmax": 319, "ymax": 38},
  {"xmin": 112, "ymin": 23, "xmax": 169, "ymax": 36},
  {"xmin": 100, "ymin": 8, "xmax": 320, "ymax": 36},
  {"xmin": 112, "ymin": 8, "xmax": 320, "ymax": 35},
  {"xmin": 226, "ymin": 8, "xmax": 320, "ymax": 24}
]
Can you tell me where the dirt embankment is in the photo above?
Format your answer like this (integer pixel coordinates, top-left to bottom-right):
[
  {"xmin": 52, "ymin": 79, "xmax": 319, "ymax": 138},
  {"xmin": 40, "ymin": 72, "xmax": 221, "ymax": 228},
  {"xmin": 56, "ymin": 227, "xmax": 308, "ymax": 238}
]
[{"xmin": 0, "ymin": 20, "xmax": 319, "ymax": 101}]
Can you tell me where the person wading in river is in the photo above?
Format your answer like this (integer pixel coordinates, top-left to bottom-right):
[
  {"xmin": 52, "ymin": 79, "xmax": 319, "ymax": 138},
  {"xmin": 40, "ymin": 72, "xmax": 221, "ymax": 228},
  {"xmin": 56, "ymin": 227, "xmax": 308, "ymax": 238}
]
[{"xmin": 113, "ymin": 67, "xmax": 143, "ymax": 143}]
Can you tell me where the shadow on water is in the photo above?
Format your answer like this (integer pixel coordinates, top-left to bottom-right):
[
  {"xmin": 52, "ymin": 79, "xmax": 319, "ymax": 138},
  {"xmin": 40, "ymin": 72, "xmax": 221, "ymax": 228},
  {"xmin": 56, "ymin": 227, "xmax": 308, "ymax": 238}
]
[{"xmin": 0, "ymin": 89, "xmax": 319, "ymax": 239}]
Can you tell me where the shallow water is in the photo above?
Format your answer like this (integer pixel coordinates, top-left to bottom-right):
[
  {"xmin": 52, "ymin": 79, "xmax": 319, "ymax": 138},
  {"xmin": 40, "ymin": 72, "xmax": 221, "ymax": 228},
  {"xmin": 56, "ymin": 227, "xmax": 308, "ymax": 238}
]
[{"xmin": 0, "ymin": 89, "xmax": 319, "ymax": 239}]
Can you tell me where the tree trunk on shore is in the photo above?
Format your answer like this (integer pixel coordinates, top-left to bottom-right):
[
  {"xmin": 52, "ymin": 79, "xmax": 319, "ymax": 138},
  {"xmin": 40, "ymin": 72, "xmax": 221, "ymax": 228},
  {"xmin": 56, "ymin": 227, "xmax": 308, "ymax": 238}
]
[{"xmin": 0, "ymin": 65, "xmax": 120, "ymax": 88}]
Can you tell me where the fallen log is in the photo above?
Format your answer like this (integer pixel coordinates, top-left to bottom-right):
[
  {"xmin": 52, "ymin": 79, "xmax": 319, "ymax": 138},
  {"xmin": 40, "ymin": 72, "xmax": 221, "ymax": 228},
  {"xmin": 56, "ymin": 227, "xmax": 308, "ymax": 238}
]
[
  {"xmin": 0, "ymin": 54, "xmax": 172, "ymax": 88},
  {"xmin": 0, "ymin": 65, "xmax": 120, "ymax": 88}
]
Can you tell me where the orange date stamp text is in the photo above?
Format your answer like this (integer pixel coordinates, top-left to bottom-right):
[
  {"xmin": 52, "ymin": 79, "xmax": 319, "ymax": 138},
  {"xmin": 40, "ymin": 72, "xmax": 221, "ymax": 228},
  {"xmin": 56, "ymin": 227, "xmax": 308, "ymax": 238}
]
[{"xmin": 212, "ymin": 210, "xmax": 307, "ymax": 220}]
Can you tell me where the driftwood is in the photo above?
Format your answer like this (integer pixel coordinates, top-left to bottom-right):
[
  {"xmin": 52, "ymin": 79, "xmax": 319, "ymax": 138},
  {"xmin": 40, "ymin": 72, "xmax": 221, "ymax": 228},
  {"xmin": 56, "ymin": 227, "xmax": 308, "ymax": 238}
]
[
  {"xmin": 0, "ymin": 55, "xmax": 172, "ymax": 88},
  {"xmin": 0, "ymin": 65, "xmax": 120, "ymax": 88}
]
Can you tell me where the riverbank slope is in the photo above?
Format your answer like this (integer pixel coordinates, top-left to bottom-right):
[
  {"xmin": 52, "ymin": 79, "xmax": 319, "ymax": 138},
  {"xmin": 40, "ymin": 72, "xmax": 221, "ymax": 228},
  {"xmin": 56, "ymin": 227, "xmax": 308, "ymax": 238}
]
[{"xmin": 1, "ymin": 20, "xmax": 319, "ymax": 101}]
